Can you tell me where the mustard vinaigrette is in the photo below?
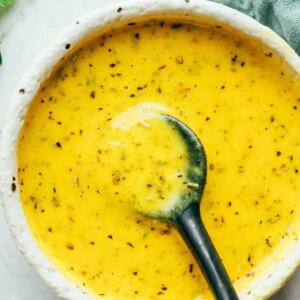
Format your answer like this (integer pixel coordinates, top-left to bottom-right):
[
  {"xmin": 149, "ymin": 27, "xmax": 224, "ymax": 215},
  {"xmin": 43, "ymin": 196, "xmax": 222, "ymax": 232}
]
[{"xmin": 18, "ymin": 20, "xmax": 300, "ymax": 299}]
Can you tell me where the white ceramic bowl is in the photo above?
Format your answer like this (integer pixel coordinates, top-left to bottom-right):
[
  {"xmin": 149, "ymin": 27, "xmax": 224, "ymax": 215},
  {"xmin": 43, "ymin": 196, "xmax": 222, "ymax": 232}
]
[{"xmin": 1, "ymin": 0, "xmax": 300, "ymax": 299}]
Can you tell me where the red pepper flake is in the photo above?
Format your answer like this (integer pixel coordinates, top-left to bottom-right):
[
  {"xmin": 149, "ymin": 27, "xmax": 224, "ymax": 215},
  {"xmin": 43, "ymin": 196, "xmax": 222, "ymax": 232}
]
[
  {"xmin": 189, "ymin": 263, "xmax": 194, "ymax": 273},
  {"xmin": 107, "ymin": 235, "xmax": 113, "ymax": 239},
  {"xmin": 56, "ymin": 142, "xmax": 62, "ymax": 148}
]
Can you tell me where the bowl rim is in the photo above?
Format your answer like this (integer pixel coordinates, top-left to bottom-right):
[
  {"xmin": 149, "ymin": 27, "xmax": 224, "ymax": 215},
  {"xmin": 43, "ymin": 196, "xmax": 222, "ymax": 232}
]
[{"xmin": 1, "ymin": 0, "xmax": 300, "ymax": 299}]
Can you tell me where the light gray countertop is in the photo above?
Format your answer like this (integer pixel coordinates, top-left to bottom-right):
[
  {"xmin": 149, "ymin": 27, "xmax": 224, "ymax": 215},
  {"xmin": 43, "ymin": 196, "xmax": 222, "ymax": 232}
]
[{"xmin": 0, "ymin": 1, "xmax": 299, "ymax": 299}]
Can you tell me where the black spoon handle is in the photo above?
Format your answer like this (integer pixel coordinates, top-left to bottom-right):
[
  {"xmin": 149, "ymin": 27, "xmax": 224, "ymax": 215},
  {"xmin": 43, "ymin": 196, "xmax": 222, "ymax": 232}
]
[{"xmin": 177, "ymin": 202, "xmax": 239, "ymax": 300}]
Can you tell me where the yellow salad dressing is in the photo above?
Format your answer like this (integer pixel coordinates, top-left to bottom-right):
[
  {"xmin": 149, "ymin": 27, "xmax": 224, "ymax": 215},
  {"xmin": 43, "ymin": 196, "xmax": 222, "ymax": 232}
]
[{"xmin": 18, "ymin": 20, "xmax": 300, "ymax": 299}]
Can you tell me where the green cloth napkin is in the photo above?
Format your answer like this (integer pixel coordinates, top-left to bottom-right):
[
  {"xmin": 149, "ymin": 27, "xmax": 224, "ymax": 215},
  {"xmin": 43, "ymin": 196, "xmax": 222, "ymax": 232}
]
[{"xmin": 211, "ymin": 0, "xmax": 300, "ymax": 56}]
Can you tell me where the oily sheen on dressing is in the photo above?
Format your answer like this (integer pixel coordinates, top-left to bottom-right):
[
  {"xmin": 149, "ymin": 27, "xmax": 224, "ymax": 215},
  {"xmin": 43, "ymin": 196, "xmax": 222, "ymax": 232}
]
[{"xmin": 18, "ymin": 21, "xmax": 300, "ymax": 299}]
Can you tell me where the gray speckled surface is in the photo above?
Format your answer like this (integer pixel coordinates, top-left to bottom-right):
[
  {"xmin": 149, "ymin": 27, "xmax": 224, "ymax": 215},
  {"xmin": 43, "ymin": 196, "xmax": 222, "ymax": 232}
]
[{"xmin": 0, "ymin": 1, "xmax": 299, "ymax": 299}]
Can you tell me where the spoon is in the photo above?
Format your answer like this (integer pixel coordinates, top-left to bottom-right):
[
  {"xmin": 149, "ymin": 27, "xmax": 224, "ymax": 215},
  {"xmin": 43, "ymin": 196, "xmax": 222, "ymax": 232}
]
[{"xmin": 141, "ymin": 114, "xmax": 239, "ymax": 300}]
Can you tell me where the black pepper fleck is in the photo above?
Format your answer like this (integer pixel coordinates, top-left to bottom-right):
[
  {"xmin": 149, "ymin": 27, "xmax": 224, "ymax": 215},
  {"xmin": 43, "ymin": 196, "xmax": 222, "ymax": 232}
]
[
  {"xmin": 11, "ymin": 182, "xmax": 16, "ymax": 192},
  {"xmin": 67, "ymin": 243, "xmax": 74, "ymax": 250},
  {"xmin": 231, "ymin": 54, "xmax": 238, "ymax": 63},
  {"xmin": 90, "ymin": 91, "xmax": 96, "ymax": 98}
]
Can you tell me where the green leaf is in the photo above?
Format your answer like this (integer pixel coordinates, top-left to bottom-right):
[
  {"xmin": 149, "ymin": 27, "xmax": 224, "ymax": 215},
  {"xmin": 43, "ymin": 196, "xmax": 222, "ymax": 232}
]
[
  {"xmin": 0, "ymin": 52, "xmax": 2, "ymax": 66},
  {"xmin": 0, "ymin": 0, "xmax": 14, "ymax": 7}
]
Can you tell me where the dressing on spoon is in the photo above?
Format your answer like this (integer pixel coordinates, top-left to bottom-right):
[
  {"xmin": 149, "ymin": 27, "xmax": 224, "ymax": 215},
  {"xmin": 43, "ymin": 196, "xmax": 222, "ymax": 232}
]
[{"xmin": 113, "ymin": 105, "xmax": 238, "ymax": 299}]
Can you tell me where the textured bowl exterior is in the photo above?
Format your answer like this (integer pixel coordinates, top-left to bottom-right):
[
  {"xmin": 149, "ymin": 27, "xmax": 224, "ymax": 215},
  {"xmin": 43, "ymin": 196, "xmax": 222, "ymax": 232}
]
[{"xmin": 1, "ymin": 0, "xmax": 300, "ymax": 299}]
